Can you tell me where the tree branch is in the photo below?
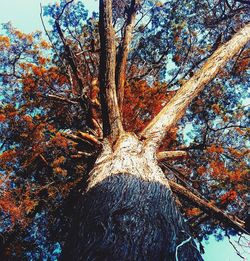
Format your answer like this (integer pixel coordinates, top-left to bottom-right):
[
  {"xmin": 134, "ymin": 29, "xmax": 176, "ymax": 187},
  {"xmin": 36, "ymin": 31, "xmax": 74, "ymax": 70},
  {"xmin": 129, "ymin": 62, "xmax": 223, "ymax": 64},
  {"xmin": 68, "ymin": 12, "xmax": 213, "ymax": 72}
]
[
  {"xmin": 115, "ymin": 0, "xmax": 138, "ymax": 110},
  {"xmin": 54, "ymin": 20, "xmax": 84, "ymax": 94},
  {"xmin": 47, "ymin": 94, "xmax": 78, "ymax": 105},
  {"xmin": 168, "ymin": 180, "xmax": 249, "ymax": 234},
  {"xmin": 157, "ymin": 150, "xmax": 188, "ymax": 161},
  {"xmin": 99, "ymin": 0, "xmax": 123, "ymax": 142},
  {"xmin": 140, "ymin": 23, "xmax": 250, "ymax": 148}
]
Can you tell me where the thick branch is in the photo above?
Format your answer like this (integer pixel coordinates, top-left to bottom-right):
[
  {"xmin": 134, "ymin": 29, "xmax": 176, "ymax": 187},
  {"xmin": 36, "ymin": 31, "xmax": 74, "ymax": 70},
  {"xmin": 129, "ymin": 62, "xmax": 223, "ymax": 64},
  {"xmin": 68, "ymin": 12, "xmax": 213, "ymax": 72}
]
[
  {"xmin": 169, "ymin": 180, "xmax": 248, "ymax": 234},
  {"xmin": 157, "ymin": 150, "xmax": 188, "ymax": 161},
  {"xmin": 141, "ymin": 23, "xmax": 250, "ymax": 147},
  {"xmin": 115, "ymin": 0, "xmax": 137, "ymax": 110},
  {"xmin": 99, "ymin": 0, "xmax": 123, "ymax": 142}
]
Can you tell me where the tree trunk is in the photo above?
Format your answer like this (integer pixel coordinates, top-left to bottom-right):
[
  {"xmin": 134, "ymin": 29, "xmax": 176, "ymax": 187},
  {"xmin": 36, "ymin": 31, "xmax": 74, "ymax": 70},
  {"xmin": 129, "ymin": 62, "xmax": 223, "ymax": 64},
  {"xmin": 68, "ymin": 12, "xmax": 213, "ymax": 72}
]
[{"xmin": 61, "ymin": 133, "xmax": 203, "ymax": 260}]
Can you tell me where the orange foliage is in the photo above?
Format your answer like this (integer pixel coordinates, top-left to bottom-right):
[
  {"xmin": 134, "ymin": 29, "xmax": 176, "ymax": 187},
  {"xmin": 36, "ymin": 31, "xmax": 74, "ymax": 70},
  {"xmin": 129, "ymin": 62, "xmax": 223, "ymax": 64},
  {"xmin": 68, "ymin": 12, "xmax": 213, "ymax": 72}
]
[
  {"xmin": 220, "ymin": 190, "xmax": 237, "ymax": 204},
  {"xmin": 123, "ymin": 80, "xmax": 175, "ymax": 133},
  {"xmin": 235, "ymin": 127, "xmax": 245, "ymax": 135},
  {"xmin": 50, "ymin": 132, "xmax": 70, "ymax": 148},
  {"xmin": 210, "ymin": 160, "xmax": 226, "ymax": 177},
  {"xmin": 0, "ymin": 150, "xmax": 17, "ymax": 165},
  {"xmin": 197, "ymin": 166, "xmax": 206, "ymax": 175},
  {"xmin": 38, "ymin": 57, "xmax": 47, "ymax": 65},
  {"xmin": 23, "ymin": 114, "xmax": 34, "ymax": 129},
  {"xmin": 22, "ymin": 196, "xmax": 38, "ymax": 214},
  {"xmin": 186, "ymin": 208, "xmax": 201, "ymax": 217},
  {"xmin": 40, "ymin": 40, "xmax": 50, "ymax": 49},
  {"xmin": 0, "ymin": 192, "xmax": 22, "ymax": 223},
  {"xmin": 54, "ymin": 167, "xmax": 68, "ymax": 177},
  {"xmin": 211, "ymin": 104, "xmax": 220, "ymax": 114},
  {"xmin": 223, "ymin": 115, "xmax": 228, "ymax": 122},
  {"xmin": 207, "ymin": 144, "xmax": 224, "ymax": 154},
  {"xmin": 0, "ymin": 113, "xmax": 6, "ymax": 122},
  {"xmin": 0, "ymin": 35, "xmax": 10, "ymax": 49},
  {"xmin": 228, "ymin": 148, "xmax": 243, "ymax": 158},
  {"xmin": 173, "ymin": 54, "xmax": 181, "ymax": 63}
]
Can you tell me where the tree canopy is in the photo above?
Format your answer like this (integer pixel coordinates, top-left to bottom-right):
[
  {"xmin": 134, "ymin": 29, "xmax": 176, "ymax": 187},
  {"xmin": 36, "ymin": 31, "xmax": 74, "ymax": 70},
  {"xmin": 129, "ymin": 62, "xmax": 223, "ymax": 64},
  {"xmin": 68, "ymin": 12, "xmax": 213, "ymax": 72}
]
[{"xmin": 0, "ymin": 0, "xmax": 249, "ymax": 259}]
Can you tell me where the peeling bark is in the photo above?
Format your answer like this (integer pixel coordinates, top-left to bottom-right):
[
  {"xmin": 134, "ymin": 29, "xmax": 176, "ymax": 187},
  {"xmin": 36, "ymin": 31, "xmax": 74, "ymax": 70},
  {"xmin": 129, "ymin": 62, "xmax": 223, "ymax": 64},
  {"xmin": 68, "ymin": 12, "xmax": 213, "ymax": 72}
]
[{"xmin": 141, "ymin": 23, "xmax": 250, "ymax": 148}]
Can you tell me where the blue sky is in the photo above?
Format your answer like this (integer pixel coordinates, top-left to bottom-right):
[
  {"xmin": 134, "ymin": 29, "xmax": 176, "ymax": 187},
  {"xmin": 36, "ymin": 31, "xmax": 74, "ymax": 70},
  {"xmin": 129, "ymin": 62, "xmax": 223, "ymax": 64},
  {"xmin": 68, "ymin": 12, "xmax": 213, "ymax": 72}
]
[{"xmin": 0, "ymin": 1, "xmax": 249, "ymax": 260}]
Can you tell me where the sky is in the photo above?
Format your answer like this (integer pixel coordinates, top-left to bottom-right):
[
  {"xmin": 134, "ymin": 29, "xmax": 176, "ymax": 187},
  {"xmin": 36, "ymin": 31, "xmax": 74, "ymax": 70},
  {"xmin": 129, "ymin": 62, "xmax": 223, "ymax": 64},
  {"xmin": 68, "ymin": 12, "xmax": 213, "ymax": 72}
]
[{"xmin": 0, "ymin": 1, "xmax": 249, "ymax": 260}]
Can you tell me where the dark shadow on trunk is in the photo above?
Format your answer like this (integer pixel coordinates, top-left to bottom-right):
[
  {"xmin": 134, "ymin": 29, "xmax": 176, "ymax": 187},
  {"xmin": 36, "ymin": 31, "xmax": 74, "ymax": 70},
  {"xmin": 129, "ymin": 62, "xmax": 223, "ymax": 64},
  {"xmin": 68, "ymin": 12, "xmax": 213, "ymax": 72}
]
[{"xmin": 61, "ymin": 173, "xmax": 203, "ymax": 261}]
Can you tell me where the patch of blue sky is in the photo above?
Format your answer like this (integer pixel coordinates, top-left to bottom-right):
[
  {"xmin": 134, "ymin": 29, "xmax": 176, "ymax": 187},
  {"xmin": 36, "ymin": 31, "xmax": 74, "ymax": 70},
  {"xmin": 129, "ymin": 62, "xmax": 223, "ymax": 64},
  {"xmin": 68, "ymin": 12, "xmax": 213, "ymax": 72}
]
[{"xmin": 0, "ymin": 0, "xmax": 98, "ymax": 33}]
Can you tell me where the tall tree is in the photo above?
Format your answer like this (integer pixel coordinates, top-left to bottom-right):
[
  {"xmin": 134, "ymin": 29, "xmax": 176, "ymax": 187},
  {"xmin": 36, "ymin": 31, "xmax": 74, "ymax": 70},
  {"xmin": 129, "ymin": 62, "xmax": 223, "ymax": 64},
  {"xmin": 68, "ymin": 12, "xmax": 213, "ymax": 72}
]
[{"xmin": 0, "ymin": 0, "xmax": 249, "ymax": 259}]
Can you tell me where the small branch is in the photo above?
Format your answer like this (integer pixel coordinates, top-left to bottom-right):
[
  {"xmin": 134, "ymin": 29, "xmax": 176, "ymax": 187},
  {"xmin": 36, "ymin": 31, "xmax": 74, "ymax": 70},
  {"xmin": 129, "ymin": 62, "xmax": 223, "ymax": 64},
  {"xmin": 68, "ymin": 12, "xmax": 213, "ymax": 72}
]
[
  {"xmin": 77, "ymin": 131, "xmax": 101, "ymax": 147},
  {"xmin": 168, "ymin": 180, "xmax": 249, "ymax": 234},
  {"xmin": 62, "ymin": 131, "xmax": 101, "ymax": 148},
  {"xmin": 47, "ymin": 94, "xmax": 78, "ymax": 105},
  {"xmin": 157, "ymin": 150, "xmax": 188, "ymax": 161},
  {"xmin": 40, "ymin": 4, "xmax": 65, "ymax": 67},
  {"xmin": 140, "ymin": 23, "xmax": 250, "ymax": 149},
  {"xmin": 226, "ymin": 232, "xmax": 245, "ymax": 260},
  {"xmin": 56, "ymin": 0, "xmax": 74, "ymax": 21},
  {"xmin": 71, "ymin": 151, "xmax": 96, "ymax": 159},
  {"xmin": 39, "ymin": 154, "xmax": 49, "ymax": 166}
]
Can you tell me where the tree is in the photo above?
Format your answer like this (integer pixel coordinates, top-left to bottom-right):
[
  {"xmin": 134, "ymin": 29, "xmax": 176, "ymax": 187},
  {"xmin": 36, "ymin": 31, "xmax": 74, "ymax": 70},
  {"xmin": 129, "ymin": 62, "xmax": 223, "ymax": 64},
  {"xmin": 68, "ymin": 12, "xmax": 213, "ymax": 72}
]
[{"xmin": 0, "ymin": 0, "xmax": 249, "ymax": 259}]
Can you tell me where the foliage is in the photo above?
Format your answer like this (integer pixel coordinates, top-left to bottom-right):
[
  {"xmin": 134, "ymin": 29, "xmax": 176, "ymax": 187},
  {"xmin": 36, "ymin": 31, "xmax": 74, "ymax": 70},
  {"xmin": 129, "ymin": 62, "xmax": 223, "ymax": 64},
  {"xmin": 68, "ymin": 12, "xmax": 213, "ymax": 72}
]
[{"xmin": 0, "ymin": 0, "xmax": 249, "ymax": 258}]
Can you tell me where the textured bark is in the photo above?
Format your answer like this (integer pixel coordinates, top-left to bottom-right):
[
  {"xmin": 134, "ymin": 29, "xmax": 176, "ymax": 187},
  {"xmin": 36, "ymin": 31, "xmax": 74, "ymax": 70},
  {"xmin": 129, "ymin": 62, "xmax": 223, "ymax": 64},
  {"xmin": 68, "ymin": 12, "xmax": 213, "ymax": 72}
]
[
  {"xmin": 61, "ymin": 133, "xmax": 203, "ymax": 261},
  {"xmin": 99, "ymin": 0, "xmax": 123, "ymax": 141},
  {"xmin": 61, "ymin": 6, "xmax": 250, "ymax": 261},
  {"xmin": 141, "ymin": 23, "xmax": 250, "ymax": 148},
  {"xmin": 115, "ymin": 0, "xmax": 137, "ymax": 110}
]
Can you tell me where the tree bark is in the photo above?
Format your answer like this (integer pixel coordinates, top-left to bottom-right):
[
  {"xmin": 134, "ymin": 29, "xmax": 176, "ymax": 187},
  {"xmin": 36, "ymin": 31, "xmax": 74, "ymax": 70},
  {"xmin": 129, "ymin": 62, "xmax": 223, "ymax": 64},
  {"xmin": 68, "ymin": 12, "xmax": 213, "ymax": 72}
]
[
  {"xmin": 141, "ymin": 23, "xmax": 250, "ymax": 148},
  {"xmin": 115, "ymin": 0, "xmax": 137, "ymax": 111},
  {"xmin": 61, "ymin": 133, "xmax": 203, "ymax": 260},
  {"xmin": 61, "ymin": 6, "xmax": 250, "ymax": 261},
  {"xmin": 99, "ymin": 0, "xmax": 123, "ymax": 142}
]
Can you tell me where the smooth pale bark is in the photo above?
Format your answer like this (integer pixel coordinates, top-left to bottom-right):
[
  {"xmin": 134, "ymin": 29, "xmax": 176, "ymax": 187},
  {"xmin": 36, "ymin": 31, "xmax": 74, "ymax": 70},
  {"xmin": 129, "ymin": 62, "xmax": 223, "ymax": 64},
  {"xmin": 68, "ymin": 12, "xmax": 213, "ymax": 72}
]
[
  {"xmin": 157, "ymin": 150, "xmax": 188, "ymax": 161},
  {"xmin": 141, "ymin": 23, "xmax": 250, "ymax": 148},
  {"xmin": 99, "ymin": 0, "xmax": 123, "ymax": 141},
  {"xmin": 61, "ymin": 133, "xmax": 203, "ymax": 260},
  {"xmin": 116, "ymin": 0, "xmax": 137, "ymax": 110}
]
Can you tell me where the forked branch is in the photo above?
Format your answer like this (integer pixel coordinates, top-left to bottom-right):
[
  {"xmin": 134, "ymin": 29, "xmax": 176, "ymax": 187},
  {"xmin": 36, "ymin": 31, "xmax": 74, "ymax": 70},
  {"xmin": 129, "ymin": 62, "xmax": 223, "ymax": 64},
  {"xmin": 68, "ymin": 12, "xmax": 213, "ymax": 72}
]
[{"xmin": 141, "ymin": 23, "xmax": 250, "ymax": 148}]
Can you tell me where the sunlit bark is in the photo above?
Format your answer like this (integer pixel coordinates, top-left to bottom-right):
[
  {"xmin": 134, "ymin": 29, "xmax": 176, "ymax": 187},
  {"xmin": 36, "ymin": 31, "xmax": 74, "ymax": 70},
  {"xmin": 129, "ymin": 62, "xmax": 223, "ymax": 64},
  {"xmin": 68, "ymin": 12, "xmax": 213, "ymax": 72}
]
[
  {"xmin": 141, "ymin": 23, "xmax": 250, "ymax": 148},
  {"xmin": 99, "ymin": 0, "xmax": 123, "ymax": 142},
  {"xmin": 116, "ymin": 0, "xmax": 138, "ymax": 110}
]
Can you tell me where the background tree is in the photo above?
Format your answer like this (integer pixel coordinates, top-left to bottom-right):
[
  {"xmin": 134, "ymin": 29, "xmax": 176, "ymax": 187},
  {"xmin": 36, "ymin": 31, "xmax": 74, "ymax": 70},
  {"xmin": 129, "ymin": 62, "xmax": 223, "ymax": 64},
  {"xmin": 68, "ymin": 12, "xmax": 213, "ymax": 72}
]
[{"xmin": 0, "ymin": 0, "xmax": 249, "ymax": 259}]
